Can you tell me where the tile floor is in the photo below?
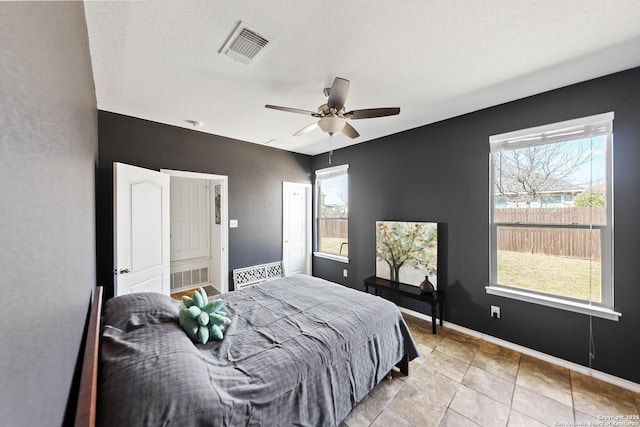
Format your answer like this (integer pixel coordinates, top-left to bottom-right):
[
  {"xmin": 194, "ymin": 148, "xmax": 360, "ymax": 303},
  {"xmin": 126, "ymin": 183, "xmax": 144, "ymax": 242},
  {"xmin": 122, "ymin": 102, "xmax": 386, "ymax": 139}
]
[{"xmin": 341, "ymin": 314, "xmax": 640, "ymax": 427}]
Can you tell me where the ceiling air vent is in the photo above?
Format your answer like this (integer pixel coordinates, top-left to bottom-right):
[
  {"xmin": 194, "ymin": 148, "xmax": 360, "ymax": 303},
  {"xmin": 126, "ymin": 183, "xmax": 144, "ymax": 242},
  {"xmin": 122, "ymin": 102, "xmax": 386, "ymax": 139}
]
[{"xmin": 220, "ymin": 22, "xmax": 271, "ymax": 65}]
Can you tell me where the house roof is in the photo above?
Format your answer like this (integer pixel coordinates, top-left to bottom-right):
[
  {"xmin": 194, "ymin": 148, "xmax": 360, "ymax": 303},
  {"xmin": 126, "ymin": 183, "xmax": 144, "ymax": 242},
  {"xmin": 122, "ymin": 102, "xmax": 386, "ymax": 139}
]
[{"xmin": 84, "ymin": 1, "xmax": 640, "ymax": 155}]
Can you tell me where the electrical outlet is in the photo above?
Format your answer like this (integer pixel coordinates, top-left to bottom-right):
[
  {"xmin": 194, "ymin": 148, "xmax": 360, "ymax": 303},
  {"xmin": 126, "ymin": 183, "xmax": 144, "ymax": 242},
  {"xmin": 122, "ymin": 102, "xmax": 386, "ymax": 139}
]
[
  {"xmin": 343, "ymin": 269, "xmax": 348, "ymax": 278},
  {"xmin": 491, "ymin": 305, "xmax": 501, "ymax": 319}
]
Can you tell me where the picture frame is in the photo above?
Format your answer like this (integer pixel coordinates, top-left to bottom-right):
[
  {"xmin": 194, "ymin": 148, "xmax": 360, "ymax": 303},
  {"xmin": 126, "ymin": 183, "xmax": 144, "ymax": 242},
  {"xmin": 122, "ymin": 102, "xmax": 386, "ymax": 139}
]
[{"xmin": 375, "ymin": 221, "xmax": 438, "ymax": 288}]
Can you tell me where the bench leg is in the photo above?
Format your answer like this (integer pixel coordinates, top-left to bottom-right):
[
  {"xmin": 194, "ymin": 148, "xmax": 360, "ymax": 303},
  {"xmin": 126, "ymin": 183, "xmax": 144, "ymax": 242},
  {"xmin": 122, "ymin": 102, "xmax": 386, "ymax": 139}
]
[{"xmin": 431, "ymin": 302, "xmax": 437, "ymax": 334}]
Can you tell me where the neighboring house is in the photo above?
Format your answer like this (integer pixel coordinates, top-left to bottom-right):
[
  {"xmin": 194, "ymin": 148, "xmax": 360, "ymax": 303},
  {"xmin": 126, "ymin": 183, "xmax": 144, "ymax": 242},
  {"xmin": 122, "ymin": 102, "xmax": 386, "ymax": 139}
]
[
  {"xmin": 494, "ymin": 169, "xmax": 588, "ymax": 208},
  {"xmin": 496, "ymin": 189, "xmax": 582, "ymax": 208},
  {"xmin": 322, "ymin": 203, "xmax": 347, "ymax": 216}
]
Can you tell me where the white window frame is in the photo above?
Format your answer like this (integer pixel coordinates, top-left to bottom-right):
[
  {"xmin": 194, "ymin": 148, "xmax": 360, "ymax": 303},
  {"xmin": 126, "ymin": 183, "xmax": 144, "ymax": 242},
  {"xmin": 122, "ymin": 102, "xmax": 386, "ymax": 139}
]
[
  {"xmin": 487, "ymin": 112, "xmax": 620, "ymax": 321},
  {"xmin": 314, "ymin": 164, "xmax": 349, "ymax": 263}
]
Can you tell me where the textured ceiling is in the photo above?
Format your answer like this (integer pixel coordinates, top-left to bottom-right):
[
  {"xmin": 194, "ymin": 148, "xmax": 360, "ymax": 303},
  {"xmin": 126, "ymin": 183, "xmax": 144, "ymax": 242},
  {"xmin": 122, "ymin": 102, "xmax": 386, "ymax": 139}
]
[{"xmin": 84, "ymin": 1, "xmax": 640, "ymax": 155}]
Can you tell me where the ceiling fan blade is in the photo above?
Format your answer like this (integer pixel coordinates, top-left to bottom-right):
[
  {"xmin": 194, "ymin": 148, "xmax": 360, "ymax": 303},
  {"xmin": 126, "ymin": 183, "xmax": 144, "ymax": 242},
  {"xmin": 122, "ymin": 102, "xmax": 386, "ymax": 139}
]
[
  {"xmin": 346, "ymin": 107, "xmax": 400, "ymax": 119},
  {"xmin": 341, "ymin": 122, "xmax": 360, "ymax": 139},
  {"xmin": 293, "ymin": 122, "xmax": 319, "ymax": 136},
  {"xmin": 327, "ymin": 77, "xmax": 350, "ymax": 110},
  {"xmin": 265, "ymin": 105, "xmax": 318, "ymax": 116}
]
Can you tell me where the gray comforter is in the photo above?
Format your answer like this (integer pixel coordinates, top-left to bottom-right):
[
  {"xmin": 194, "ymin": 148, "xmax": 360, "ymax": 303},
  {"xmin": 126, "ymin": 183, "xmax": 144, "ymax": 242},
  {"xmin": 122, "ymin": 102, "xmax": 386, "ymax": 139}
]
[{"xmin": 98, "ymin": 274, "xmax": 418, "ymax": 426}]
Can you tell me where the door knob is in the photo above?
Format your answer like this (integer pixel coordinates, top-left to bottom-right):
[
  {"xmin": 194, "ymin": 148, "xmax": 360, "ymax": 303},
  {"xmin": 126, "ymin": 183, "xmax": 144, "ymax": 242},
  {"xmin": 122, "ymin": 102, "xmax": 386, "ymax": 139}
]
[{"xmin": 119, "ymin": 268, "xmax": 130, "ymax": 274}]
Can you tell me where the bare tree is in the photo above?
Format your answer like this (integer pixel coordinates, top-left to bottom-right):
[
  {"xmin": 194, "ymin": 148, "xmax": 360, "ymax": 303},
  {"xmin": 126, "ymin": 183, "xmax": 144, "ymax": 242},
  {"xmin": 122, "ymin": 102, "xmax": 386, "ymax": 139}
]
[
  {"xmin": 494, "ymin": 140, "xmax": 594, "ymax": 205},
  {"xmin": 320, "ymin": 176, "xmax": 348, "ymax": 216},
  {"xmin": 333, "ymin": 183, "xmax": 348, "ymax": 214},
  {"xmin": 376, "ymin": 222, "xmax": 437, "ymax": 283}
]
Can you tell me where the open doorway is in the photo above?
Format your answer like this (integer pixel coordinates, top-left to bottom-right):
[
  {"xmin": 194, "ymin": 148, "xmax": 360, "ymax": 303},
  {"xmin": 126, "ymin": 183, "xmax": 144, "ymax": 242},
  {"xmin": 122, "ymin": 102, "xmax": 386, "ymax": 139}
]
[
  {"xmin": 283, "ymin": 182, "xmax": 311, "ymax": 275},
  {"xmin": 161, "ymin": 169, "xmax": 229, "ymax": 295}
]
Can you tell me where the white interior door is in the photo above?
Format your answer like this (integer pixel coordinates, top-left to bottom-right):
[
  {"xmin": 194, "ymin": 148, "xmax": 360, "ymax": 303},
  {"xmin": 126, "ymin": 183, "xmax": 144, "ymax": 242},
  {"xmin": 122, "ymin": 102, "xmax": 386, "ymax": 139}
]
[
  {"xmin": 283, "ymin": 182, "xmax": 311, "ymax": 275},
  {"xmin": 162, "ymin": 169, "xmax": 229, "ymax": 293},
  {"xmin": 170, "ymin": 176, "xmax": 210, "ymax": 261},
  {"xmin": 114, "ymin": 162, "xmax": 170, "ymax": 296}
]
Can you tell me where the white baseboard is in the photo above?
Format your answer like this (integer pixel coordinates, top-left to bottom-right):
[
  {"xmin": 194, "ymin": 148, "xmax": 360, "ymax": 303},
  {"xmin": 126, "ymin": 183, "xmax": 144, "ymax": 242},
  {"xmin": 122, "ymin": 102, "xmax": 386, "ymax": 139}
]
[{"xmin": 398, "ymin": 306, "xmax": 640, "ymax": 393}]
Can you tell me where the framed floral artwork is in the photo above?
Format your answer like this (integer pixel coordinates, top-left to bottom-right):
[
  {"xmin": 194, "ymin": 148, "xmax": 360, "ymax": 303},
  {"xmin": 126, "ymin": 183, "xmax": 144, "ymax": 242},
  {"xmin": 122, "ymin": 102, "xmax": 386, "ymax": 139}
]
[{"xmin": 376, "ymin": 221, "xmax": 438, "ymax": 288}]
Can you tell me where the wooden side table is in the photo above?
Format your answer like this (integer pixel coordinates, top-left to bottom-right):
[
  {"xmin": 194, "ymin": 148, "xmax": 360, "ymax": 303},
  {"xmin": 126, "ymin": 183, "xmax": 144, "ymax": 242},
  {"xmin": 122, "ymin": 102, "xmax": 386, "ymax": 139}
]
[{"xmin": 363, "ymin": 276, "xmax": 445, "ymax": 334}]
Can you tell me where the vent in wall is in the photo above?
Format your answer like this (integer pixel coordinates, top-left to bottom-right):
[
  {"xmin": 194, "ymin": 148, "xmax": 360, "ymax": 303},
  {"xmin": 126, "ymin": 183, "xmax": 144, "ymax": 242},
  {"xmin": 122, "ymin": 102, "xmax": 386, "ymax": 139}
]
[
  {"xmin": 219, "ymin": 22, "xmax": 272, "ymax": 65},
  {"xmin": 171, "ymin": 267, "xmax": 209, "ymax": 291}
]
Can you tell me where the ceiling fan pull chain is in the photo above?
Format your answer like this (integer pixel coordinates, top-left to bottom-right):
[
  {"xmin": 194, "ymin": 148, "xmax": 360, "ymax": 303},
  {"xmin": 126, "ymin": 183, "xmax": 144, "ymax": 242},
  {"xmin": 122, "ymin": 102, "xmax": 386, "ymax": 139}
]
[{"xmin": 329, "ymin": 134, "xmax": 333, "ymax": 165}]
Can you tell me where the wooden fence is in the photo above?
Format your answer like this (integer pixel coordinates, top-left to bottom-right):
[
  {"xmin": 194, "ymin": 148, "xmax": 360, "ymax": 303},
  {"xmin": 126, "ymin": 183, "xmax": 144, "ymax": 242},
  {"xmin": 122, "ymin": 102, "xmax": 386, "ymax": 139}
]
[
  {"xmin": 494, "ymin": 207, "xmax": 605, "ymax": 224},
  {"xmin": 319, "ymin": 218, "xmax": 348, "ymax": 239},
  {"xmin": 321, "ymin": 208, "xmax": 604, "ymax": 260},
  {"xmin": 495, "ymin": 207, "xmax": 604, "ymax": 260}
]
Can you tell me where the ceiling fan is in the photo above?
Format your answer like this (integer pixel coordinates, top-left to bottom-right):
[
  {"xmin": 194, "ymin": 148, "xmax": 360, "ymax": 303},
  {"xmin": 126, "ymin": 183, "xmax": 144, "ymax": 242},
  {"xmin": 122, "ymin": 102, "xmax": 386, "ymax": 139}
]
[{"xmin": 265, "ymin": 77, "xmax": 400, "ymax": 139}]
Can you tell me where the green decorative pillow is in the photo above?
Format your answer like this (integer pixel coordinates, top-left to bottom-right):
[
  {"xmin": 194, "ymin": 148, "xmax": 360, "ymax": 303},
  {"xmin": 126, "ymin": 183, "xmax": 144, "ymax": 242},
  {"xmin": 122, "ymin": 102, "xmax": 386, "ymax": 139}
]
[{"xmin": 178, "ymin": 287, "xmax": 231, "ymax": 344}]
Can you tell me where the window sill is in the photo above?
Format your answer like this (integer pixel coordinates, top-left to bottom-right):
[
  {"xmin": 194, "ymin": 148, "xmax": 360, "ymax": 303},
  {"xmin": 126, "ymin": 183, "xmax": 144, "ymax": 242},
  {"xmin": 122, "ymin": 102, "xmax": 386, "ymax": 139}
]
[
  {"xmin": 313, "ymin": 252, "xmax": 349, "ymax": 264},
  {"xmin": 485, "ymin": 286, "xmax": 621, "ymax": 321}
]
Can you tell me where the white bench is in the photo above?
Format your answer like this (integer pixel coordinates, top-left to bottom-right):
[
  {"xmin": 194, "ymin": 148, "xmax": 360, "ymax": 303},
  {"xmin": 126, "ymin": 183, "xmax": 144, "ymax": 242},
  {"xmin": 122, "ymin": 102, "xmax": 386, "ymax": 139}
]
[{"xmin": 232, "ymin": 262, "xmax": 284, "ymax": 290}]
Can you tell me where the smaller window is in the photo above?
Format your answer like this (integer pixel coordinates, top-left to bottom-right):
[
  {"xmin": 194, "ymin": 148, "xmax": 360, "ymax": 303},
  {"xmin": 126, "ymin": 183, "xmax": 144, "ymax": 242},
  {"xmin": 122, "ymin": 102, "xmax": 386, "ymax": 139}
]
[{"xmin": 315, "ymin": 164, "xmax": 348, "ymax": 262}]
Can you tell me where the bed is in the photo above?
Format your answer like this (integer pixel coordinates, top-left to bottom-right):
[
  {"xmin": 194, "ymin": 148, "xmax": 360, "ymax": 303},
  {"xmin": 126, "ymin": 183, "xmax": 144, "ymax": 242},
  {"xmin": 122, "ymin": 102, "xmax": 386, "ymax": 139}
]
[{"xmin": 87, "ymin": 274, "xmax": 418, "ymax": 426}]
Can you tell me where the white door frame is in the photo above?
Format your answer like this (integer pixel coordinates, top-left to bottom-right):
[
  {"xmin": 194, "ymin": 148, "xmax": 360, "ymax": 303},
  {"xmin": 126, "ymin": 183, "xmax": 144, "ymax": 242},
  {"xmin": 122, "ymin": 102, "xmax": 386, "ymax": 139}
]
[
  {"xmin": 161, "ymin": 169, "xmax": 229, "ymax": 293},
  {"xmin": 282, "ymin": 181, "xmax": 312, "ymax": 275}
]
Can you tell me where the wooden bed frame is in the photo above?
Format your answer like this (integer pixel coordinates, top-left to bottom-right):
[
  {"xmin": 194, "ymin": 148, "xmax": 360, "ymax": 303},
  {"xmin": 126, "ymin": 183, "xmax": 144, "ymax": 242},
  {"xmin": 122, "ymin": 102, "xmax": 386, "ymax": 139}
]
[{"xmin": 74, "ymin": 286, "xmax": 103, "ymax": 427}]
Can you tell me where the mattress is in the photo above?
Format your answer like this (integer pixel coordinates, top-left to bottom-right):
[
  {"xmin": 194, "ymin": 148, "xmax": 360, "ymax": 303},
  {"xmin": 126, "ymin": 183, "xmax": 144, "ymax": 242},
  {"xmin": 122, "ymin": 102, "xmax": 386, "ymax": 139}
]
[{"xmin": 97, "ymin": 274, "xmax": 418, "ymax": 426}]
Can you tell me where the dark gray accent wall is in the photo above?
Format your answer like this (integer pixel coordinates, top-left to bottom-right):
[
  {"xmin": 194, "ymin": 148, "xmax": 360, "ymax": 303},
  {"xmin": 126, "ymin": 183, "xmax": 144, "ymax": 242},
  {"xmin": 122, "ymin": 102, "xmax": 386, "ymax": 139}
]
[
  {"xmin": 0, "ymin": 3, "xmax": 98, "ymax": 426},
  {"xmin": 312, "ymin": 67, "xmax": 640, "ymax": 384},
  {"xmin": 97, "ymin": 111, "xmax": 312, "ymax": 297}
]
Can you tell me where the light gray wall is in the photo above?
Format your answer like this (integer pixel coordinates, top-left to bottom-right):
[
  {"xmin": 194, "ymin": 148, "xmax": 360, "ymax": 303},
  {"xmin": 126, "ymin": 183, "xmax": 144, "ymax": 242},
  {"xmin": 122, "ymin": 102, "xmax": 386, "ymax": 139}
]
[{"xmin": 0, "ymin": 3, "xmax": 98, "ymax": 426}]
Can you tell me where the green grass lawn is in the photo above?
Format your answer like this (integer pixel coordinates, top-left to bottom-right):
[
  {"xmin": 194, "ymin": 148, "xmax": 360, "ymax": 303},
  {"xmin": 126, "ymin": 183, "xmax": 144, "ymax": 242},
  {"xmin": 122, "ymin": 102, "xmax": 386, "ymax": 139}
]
[
  {"xmin": 319, "ymin": 237, "xmax": 349, "ymax": 257},
  {"xmin": 498, "ymin": 251, "xmax": 601, "ymax": 302},
  {"xmin": 318, "ymin": 242, "xmax": 599, "ymax": 301}
]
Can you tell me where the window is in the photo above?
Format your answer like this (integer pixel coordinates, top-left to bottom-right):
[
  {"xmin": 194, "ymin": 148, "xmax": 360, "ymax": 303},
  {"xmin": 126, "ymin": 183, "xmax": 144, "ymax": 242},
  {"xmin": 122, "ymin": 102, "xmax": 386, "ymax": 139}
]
[
  {"xmin": 315, "ymin": 164, "xmax": 349, "ymax": 262},
  {"xmin": 488, "ymin": 112, "xmax": 619, "ymax": 320}
]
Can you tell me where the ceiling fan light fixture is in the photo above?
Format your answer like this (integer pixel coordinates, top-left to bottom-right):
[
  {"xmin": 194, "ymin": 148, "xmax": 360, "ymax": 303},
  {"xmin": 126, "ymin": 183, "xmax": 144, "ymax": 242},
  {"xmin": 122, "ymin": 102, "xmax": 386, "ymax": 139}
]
[
  {"xmin": 317, "ymin": 116, "xmax": 345, "ymax": 135},
  {"xmin": 266, "ymin": 77, "xmax": 399, "ymax": 140}
]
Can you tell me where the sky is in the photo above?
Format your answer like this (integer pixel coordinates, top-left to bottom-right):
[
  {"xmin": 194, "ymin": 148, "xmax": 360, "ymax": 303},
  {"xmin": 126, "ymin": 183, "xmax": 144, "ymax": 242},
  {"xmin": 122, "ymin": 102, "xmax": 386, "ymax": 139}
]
[{"xmin": 320, "ymin": 175, "xmax": 347, "ymax": 206}]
